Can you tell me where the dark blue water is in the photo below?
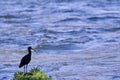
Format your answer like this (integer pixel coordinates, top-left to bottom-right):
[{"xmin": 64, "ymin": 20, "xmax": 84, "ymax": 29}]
[
  {"xmin": 0, "ymin": 0, "xmax": 120, "ymax": 52},
  {"xmin": 0, "ymin": 0, "xmax": 120, "ymax": 80}
]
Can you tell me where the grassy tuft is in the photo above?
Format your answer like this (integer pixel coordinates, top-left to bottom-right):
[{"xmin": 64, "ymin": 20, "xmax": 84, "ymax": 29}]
[{"xmin": 13, "ymin": 68, "xmax": 52, "ymax": 80}]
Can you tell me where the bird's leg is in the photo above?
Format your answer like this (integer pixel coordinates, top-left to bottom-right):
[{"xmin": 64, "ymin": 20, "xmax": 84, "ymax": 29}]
[
  {"xmin": 26, "ymin": 65, "xmax": 27, "ymax": 73},
  {"xmin": 24, "ymin": 66, "xmax": 25, "ymax": 74}
]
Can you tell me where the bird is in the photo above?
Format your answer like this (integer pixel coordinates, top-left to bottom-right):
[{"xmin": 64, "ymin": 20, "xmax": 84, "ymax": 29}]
[{"xmin": 19, "ymin": 46, "xmax": 33, "ymax": 74}]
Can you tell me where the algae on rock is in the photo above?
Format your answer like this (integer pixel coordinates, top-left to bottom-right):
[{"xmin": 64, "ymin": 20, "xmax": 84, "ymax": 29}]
[{"xmin": 14, "ymin": 68, "xmax": 52, "ymax": 80}]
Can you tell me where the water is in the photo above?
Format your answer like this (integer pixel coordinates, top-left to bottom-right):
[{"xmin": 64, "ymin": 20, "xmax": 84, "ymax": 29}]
[{"xmin": 0, "ymin": 0, "xmax": 120, "ymax": 80}]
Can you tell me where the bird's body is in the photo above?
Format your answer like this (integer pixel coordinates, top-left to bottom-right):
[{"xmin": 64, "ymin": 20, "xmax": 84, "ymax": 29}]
[
  {"xmin": 19, "ymin": 53, "xmax": 31, "ymax": 68},
  {"xmin": 19, "ymin": 46, "xmax": 32, "ymax": 73}
]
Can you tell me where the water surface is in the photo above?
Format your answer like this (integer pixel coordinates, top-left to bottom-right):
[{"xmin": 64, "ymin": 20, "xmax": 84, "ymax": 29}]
[{"xmin": 0, "ymin": 0, "xmax": 120, "ymax": 80}]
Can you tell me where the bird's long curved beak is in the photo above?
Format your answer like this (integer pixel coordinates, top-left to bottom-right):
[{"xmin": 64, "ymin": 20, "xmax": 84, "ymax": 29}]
[
  {"xmin": 32, "ymin": 49, "xmax": 37, "ymax": 53},
  {"xmin": 32, "ymin": 46, "xmax": 42, "ymax": 54}
]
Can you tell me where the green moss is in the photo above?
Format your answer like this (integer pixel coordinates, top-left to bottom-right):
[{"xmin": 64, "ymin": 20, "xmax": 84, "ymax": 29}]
[{"xmin": 13, "ymin": 68, "xmax": 52, "ymax": 80}]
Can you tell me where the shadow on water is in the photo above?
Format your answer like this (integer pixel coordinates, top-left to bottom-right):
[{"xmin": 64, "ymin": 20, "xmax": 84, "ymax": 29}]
[{"xmin": 112, "ymin": 76, "xmax": 120, "ymax": 79}]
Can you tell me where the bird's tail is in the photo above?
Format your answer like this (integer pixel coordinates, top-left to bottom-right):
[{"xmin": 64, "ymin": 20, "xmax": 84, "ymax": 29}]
[{"xmin": 19, "ymin": 63, "xmax": 23, "ymax": 68}]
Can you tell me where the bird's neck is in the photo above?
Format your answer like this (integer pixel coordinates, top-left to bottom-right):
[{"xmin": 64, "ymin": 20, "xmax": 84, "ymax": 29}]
[{"xmin": 28, "ymin": 50, "xmax": 32, "ymax": 55}]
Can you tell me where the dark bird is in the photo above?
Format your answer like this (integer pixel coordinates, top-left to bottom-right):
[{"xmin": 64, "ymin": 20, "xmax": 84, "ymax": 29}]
[{"xmin": 19, "ymin": 46, "xmax": 33, "ymax": 73}]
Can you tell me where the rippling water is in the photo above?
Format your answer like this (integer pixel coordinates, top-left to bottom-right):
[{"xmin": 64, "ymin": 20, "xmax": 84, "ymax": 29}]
[{"xmin": 0, "ymin": 0, "xmax": 120, "ymax": 80}]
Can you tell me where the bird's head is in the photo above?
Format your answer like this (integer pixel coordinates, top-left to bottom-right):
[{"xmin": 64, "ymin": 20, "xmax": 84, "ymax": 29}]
[
  {"xmin": 28, "ymin": 46, "xmax": 32, "ymax": 50},
  {"xmin": 28, "ymin": 46, "xmax": 37, "ymax": 53}
]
